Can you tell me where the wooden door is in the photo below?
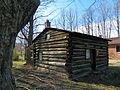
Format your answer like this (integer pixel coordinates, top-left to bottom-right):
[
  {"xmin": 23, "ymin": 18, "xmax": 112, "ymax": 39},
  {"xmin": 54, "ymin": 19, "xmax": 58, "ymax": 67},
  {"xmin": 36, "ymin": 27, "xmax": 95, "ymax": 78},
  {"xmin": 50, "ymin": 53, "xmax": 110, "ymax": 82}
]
[{"xmin": 91, "ymin": 49, "xmax": 96, "ymax": 70}]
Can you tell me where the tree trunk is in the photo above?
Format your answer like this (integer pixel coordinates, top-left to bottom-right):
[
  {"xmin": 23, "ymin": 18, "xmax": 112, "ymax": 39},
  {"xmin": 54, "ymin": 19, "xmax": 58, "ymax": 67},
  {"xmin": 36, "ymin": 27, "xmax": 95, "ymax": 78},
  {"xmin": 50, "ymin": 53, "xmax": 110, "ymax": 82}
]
[
  {"xmin": 0, "ymin": 0, "xmax": 40, "ymax": 89},
  {"xmin": 26, "ymin": 16, "xmax": 34, "ymax": 65},
  {"xmin": 0, "ymin": 32, "xmax": 17, "ymax": 90}
]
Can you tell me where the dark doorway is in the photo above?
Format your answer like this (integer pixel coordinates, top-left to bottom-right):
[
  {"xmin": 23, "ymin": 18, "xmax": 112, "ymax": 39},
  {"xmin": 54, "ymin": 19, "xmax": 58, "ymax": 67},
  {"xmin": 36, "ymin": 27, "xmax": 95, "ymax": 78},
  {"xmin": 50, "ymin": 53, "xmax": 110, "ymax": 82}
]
[{"xmin": 91, "ymin": 49, "xmax": 96, "ymax": 70}]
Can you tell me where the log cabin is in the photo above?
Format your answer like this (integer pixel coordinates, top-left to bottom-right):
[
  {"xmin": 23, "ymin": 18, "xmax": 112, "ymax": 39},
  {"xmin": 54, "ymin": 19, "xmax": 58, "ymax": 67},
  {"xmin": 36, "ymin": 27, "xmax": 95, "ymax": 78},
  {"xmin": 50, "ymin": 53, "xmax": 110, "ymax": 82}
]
[{"xmin": 31, "ymin": 21, "xmax": 109, "ymax": 80}]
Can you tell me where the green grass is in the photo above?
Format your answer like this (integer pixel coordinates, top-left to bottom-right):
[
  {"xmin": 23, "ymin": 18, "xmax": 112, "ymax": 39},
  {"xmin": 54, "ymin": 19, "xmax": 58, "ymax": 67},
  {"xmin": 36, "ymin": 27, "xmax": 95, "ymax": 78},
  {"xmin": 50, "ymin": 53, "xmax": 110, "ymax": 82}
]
[
  {"xmin": 13, "ymin": 60, "xmax": 120, "ymax": 90},
  {"xmin": 12, "ymin": 60, "xmax": 25, "ymax": 69}
]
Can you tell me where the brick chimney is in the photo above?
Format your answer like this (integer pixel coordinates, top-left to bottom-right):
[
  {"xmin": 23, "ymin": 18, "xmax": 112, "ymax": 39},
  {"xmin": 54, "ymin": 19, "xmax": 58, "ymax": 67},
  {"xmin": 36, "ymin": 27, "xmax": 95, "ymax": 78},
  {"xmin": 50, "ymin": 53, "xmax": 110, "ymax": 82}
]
[{"xmin": 45, "ymin": 20, "xmax": 51, "ymax": 28}]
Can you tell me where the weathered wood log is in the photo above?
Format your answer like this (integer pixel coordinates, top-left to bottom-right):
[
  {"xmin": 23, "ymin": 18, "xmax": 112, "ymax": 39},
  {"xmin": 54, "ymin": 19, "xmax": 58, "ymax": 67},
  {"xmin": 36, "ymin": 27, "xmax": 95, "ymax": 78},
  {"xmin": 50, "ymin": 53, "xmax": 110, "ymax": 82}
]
[
  {"xmin": 70, "ymin": 71, "xmax": 90, "ymax": 80},
  {"xmin": 43, "ymin": 51, "xmax": 68, "ymax": 54},
  {"xmin": 72, "ymin": 67, "xmax": 91, "ymax": 74},
  {"xmin": 42, "ymin": 54, "xmax": 67, "ymax": 58},
  {"xmin": 42, "ymin": 61, "xmax": 65, "ymax": 66},
  {"xmin": 72, "ymin": 63, "xmax": 91, "ymax": 70},
  {"xmin": 38, "ymin": 48, "xmax": 68, "ymax": 51},
  {"xmin": 37, "ymin": 64, "xmax": 66, "ymax": 73},
  {"xmin": 0, "ymin": 0, "xmax": 39, "ymax": 89},
  {"xmin": 43, "ymin": 58, "xmax": 66, "ymax": 62},
  {"xmin": 39, "ymin": 62, "xmax": 65, "ymax": 68}
]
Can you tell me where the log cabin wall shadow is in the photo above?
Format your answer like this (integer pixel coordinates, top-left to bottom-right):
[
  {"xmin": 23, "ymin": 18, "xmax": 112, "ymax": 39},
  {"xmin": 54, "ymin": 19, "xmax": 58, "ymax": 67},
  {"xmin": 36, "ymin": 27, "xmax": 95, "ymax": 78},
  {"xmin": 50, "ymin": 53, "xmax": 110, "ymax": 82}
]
[{"xmin": 31, "ymin": 28, "xmax": 109, "ymax": 80}]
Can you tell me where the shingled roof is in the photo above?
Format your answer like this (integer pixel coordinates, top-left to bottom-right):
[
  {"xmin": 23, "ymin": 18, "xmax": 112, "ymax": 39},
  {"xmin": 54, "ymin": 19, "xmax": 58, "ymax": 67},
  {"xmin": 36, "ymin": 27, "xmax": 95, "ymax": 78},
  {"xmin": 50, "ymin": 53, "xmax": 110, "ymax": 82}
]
[{"xmin": 109, "ymin": 37, "xmax": 120, "ymax": 45}]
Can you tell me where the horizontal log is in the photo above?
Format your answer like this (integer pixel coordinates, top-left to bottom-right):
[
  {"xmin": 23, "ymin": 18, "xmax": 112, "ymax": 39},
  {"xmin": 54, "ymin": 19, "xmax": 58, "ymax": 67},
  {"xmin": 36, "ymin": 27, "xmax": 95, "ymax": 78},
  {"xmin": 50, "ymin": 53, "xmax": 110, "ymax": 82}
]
[
  {"xmin": 40, "ymin": 44, "xmax": 68, "ymax": 48},
  {"xmin": 72, "ymin": 44, "xmax": 85, "ymax": 48},
  {"xmin": 72, "ymin": 52, "xmax": 86, "ymax": 56},
  {"xmin": 99, "ymin": 49, "xmax": 107, "ymax": 52},
  {"xmin": 39, "ymin": 48, "xmax": 68, "ymax": 51},
  {"xmin": 48, "ymin": 31, "xmax": 68, "ymax": 36},
  {"xmin": 73, "ymin": 49, "xmax": 85, "ymax": 52},
  {"xmin": 40, "ymin": 62, "xmax": 65, "ymax": 68},
  {"xmin": 43, "ymin": 59, "xmax": 66, "ymax": 63},
  {"xmin": 39, "ymin": 40, "xmax": 68, "ymax": 46},
  {"xmin": 72, "ymin": 67, "xmax": 91, "ymax": 74},
  {"xmin": 37, "ymin": 64, "xmax": 66, "ymax": 73},
  {"xmin": 42, "ymin": 61, "xmax": 65, "ymax": 66},
  {"xmin": 72, "ymin": 37, "xmax": 106, "ymax": 44},
  {"xmin": 51, "ymin": 34, "xmax": 69, "ymax": 39},
  {"xmin": 43, "ymin": 57, "xmax": 66, "ymax": 62},
  {"xmin": 43, "ymin": 36, "xmax": 69, "ymax": 42},
  {"xmin": 96, "ymin": 66, "xmax": 108, "ymax": 71},
  {"xmin": 72, "ymin": 40, "xmax": 85, "ymax": 45},
  {"xmin": 51, "ymin": 31, "xmax": 68, "ymax": 35},
  {"xmin": 96, "ymin": 63, "xmax": 107, "ymax": 68},
  {"xmin": 43, "ymin": 51, "xmax": 68, "ymax": 54},
  {"xmin": 72, "ymin": 60, "xmax": 91, "ymax": 65},
  {"xmin": 96, "ymin": 60, "xmax": 107, "ymax": 64},
  {"xmin": 72, "ymin": 38, "xmax": 107, "ymax": 47},
  {"xmin": 42, "ymin": 54, "xmax": 67, "ymax": 58},
  {"xmin": 98, "ymin": 54, "xmax": 107, "ymax": 57},
  {"xmin": 37, "ymin": 38, "xmax": 68, "ymax": 44},
  {"xmin": 70, "ymin": 71, "xmax": 90, "ymax": 80},
  {"xmin": 99, "ymin": 57, "xmax": 107, "ymax": 59},
  {"xmin": 72, "ymin": 56, "xmax": 85, "ymax": 60},
  {"xmin": 101, "ymin": 46, "xmax": 107, "ymax": 49},
  {"xmin": 72, "ymin": 63, "xmax": 91, "ymax": 70}
]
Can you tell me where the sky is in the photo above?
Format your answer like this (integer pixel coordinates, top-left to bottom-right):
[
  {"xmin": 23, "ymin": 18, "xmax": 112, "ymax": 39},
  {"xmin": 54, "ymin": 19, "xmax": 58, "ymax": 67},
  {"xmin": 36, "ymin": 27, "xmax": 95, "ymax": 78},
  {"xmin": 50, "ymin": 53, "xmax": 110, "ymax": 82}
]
[
  {"xmin": 17, "ymin": 0, "xmax": 117, "ymax": 43},
  {"xmin": 35, "ymin": 0, "xmax": 100, "ymax": 31},
  {"xmin": 35, "ymin": 0, "xmax": 114, "ymax": 33}
]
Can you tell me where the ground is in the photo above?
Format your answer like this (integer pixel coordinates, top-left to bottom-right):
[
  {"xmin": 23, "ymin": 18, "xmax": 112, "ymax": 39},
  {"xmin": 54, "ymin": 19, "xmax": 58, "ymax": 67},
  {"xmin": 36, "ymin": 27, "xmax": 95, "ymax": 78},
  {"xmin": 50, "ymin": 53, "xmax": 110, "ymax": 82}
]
[{"xmin": 13, "ymin": 60, "xmax": 120, "ymax": 90}]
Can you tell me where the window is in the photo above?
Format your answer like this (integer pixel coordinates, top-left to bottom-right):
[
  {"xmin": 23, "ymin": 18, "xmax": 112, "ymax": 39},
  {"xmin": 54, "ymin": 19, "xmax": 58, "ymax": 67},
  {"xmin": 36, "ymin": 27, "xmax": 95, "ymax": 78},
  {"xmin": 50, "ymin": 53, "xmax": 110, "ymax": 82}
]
[
  {"xmin": 86, "ymin": 49, "xmax": 90, "ymax": 59},
  {"xmin": 46, "ymin": 34, "xmax": 50, "ymax": 40},
  {"xmin": 39, "ymin": 52, "xmax": 42, "ymax": 63},
  {"xmin": 116, "ymin": 46, "xmax": 120, "ymax": 52}
]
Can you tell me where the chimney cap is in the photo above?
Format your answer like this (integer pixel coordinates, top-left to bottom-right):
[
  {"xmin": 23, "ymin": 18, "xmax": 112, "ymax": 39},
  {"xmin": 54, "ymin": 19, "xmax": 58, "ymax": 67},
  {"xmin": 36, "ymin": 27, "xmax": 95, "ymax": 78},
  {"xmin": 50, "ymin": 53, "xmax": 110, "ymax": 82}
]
[{"xmin": 45, "ymin": 20, "xmax": 51, "ymax": 28}]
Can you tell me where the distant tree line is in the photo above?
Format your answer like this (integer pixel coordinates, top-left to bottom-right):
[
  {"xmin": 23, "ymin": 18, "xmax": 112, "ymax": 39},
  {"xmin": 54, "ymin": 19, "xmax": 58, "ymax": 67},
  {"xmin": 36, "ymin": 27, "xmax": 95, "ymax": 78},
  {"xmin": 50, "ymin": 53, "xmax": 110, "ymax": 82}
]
[{"xmin": 54, "ymin": 0, "xmax": 120, "ymax": 38}]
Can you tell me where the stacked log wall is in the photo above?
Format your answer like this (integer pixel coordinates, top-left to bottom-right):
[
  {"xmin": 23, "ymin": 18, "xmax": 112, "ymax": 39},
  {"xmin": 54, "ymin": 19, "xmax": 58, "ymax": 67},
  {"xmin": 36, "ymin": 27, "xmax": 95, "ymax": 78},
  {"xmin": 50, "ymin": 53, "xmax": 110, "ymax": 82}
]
[
  {"xmin": 32, "ymin": 29, "xmax": 108, "ymax": 80},
  {"xmin": 70, "ymin": 35, "xmax": 108, "ymax": 80},
  {"xmin": 33, "ymin": 30, "xmax": 69, "ymax": 75}
]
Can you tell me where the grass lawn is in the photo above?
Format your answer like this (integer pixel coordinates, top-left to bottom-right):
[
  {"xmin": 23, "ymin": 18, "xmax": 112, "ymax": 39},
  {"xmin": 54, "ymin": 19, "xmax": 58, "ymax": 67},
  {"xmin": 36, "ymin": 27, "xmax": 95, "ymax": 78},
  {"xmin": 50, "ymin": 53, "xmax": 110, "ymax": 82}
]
[
  {"xmin": 13, "ymin": 60, "xmax": 120, "ymax": 90},
  {"xmin": 13, "ymin": 60, "xmax": 25, "ymax": 69}
]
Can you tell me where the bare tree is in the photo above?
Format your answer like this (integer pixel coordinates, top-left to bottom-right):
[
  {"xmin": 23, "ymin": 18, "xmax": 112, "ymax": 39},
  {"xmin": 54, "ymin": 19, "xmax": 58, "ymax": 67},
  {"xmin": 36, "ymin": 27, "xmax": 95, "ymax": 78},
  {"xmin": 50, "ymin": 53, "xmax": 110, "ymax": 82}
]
[
  {"xmin": 83, "ymin": 8, "xmax": 94, "ymax": 35},
  {"xmin": 18, "ymin": 0, "xmax": 54, "ymax": 65},
  {"xmin": 55, "ymin": 8, "xmax": 79, "ymax": 31},
  {"xmin": 82, "ymin": 13, "xmax": 90, "ymax": 34},
  {"xmin": 108, "ymin": 16, "xmax": 113, "ymax": 38},
  {"xmin": 99, "ymin": 0, "xmax": 110, "ymax": 38},
  {"xmin": 0, "ymin": 0, "xmax": 39, "ymax": 89},
  {"xmin": 57, "ymin": 9, "xmax": 66, "ymax": 30},
  {"xmin": 66, "ymin": 8, "xmax": 76, "ymax": 31},
  {"xmin": 74, "ymin": 10, "xmax": 79, "ymax": 31},
  {"xmin": 114, "ymin": 0, "xmax": 120, "ymax": 37}
]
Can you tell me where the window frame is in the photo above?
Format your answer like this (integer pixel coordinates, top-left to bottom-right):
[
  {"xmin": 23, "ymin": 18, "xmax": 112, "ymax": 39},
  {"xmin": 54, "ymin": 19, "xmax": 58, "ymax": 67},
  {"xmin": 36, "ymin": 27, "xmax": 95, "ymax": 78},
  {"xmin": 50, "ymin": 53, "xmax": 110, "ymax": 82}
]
[
  {"xmin": 86, "ymin": 49, "xmax": 90, "ymax": 59},
  {"xmin": 39, "ymin": 51, "xmax": 42, "ymax": 63},
  {"xmin": 45, "ymin": 33, "xmax": 51, "ymax": 40}
]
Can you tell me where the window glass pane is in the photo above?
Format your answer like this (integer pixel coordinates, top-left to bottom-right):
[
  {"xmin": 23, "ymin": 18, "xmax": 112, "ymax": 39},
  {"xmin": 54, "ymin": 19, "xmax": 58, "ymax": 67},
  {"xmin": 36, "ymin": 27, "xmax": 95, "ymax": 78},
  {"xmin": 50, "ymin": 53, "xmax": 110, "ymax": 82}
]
[
  {"xmin": 46, "ymin": 34, "xmax": 50, "ymax": 40},
  {"xmin": 39, "ymin": 52, "xmax": 42, "ymax": 63},
  {"xmin": 86, "ymin": 49, "xmax": 90, "ymax": 59}
]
